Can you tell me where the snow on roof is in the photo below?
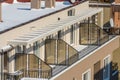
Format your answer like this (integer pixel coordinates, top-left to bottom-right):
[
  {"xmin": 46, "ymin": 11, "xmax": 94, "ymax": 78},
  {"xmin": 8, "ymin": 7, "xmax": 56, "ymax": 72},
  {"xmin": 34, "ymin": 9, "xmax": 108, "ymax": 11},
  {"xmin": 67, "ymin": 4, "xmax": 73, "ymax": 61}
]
[{"xmin": 0, "ymin": 1, "xmax": 71, "ymax": 33}]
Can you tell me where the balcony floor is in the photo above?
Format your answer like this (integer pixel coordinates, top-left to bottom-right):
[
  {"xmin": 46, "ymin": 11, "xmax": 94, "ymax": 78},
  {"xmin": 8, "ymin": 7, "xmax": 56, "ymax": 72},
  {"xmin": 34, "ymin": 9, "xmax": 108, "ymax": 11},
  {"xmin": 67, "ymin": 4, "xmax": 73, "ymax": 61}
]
[{"xmin": 51, "ymin": 44, "xmax": 98, "ymax": 77}]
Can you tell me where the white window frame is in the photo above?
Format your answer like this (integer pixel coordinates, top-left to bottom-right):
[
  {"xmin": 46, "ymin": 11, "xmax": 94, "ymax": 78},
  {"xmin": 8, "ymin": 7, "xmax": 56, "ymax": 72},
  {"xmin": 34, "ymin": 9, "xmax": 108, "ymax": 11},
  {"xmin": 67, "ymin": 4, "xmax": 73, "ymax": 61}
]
[
  {"xmin": 82, "ymin": 69, "xmax": 91, "ymax": 80},
  {"xmin": 103, "ymin": 55, "xmax": 110, "ymax": 80}
]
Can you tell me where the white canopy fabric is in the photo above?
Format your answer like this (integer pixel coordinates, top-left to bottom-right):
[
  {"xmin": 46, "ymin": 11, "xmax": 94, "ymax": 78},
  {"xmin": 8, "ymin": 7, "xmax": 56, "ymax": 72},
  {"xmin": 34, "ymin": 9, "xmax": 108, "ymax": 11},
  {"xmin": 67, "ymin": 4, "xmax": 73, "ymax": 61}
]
[{"xmin": 8, "ymin": 8, "xmax": 103, "ymax": 45}]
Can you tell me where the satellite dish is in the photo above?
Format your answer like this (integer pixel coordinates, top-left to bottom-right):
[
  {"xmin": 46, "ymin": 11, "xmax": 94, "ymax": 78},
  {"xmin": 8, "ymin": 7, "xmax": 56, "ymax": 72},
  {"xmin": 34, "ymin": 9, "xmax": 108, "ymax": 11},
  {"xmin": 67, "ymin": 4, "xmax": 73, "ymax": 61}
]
[{"xmin": 110, "ymin": 18, "xmax": 114, "ymax": 27}]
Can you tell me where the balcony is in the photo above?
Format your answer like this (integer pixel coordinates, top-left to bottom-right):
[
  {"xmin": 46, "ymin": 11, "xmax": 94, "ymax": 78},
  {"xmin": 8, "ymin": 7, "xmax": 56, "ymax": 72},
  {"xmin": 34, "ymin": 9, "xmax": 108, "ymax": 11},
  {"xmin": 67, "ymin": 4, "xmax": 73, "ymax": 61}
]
[
  {"xmin": 80, "ymin": 23, "xmax": 109, "ymax": 45},
  {"xmin": 15, "ymin": 54, "xmax": 52, "ymax": 79},
  {"xmin": 45, "ymin": 39, "xmax": 78, "ymax": 66},
  {"xmin": 12, "ymin": 23, "xmax": 115, "ymax": 80}
]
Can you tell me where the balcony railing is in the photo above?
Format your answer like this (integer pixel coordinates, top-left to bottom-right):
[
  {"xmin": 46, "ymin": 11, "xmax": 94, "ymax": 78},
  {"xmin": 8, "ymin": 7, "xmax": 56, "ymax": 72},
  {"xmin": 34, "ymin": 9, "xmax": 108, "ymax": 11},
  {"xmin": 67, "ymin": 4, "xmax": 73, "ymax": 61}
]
[
  {"xmin": 45, "ymin": 39, "xmax": 78, "ymax": 66},
  {"xmin": 15, "ymin": 54, "xmax": 52, "ymax": 79},
  {"xmin": 79, "ymin": 23, "xmax": 109, "ymax": 45}
]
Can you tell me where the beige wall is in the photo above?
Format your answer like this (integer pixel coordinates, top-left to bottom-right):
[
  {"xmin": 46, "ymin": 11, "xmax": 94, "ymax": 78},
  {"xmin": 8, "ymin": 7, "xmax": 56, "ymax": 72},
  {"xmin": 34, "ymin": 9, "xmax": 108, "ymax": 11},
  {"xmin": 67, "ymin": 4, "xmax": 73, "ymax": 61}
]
[
  {"xmin": 0, "ymin": 1, "xmax": 89, "ymax": 48},
  {"xmin": 97, "ymin": 11, "xmax": 104, "ymax": 27},
  {"xmin": 0, "ymin": 1, "xmax": 104, "ymax": 75},
  {"xmin": 115, "ymin": 0, "xmax": 120, "ymax": 3},
  {"xmin": 103, "ymin": 7, "xmax": 111, "ymax": 25},
  {"xmin": 52, "ymin": 37, "xmax": 120, "ymax": 80}
]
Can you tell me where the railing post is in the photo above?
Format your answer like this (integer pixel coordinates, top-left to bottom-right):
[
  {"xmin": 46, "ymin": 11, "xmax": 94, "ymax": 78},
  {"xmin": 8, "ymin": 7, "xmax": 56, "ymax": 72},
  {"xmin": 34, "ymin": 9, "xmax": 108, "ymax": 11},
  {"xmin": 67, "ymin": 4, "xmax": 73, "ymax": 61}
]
[
  {"xmin": 26, "ymin": 54, "xmax": 29, "ymax": 77},
  {"xmin": 55, "ymin": 39, "xmax": 58, "ymax": 64},
  {"xmin": 66, "ymin": 44, "xmax": 69, "ymax": 66},
  {"xmin": 38, "ymin": 59, "xmax": 41, "ymax": 78},
  {"xmin": 97, "ymin": 28, "xmax": 100, "ymax": 46}
]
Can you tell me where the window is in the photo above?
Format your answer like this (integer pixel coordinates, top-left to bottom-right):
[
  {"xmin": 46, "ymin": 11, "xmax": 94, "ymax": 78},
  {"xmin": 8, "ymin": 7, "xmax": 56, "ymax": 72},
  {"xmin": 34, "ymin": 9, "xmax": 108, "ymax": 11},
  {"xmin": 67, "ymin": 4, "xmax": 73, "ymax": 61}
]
[
  {"xmin": 103, "ymin": 55, "xmax": 110, "ymax": 80},
  {"xmin": 82, "ymin": 69, "xmax": 91, "ymax": 80},
  {"xmin": 33, "ymin": 41, "xmax": 40, "ymax": 56},
  {"xmin": 68, "ymin": 9, "xmax": 75, "ymax": 16},
  {"xmin": 70, "ymin": 25, "xmax": 75, "ymax": 44}
]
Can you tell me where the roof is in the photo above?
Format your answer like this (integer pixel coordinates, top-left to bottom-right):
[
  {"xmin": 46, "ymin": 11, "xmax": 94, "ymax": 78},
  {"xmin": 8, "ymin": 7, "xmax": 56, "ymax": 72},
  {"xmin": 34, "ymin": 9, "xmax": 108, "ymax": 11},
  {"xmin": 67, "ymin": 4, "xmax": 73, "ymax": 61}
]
[
  {"xmin": 0, "ymin": 1, "xmax": 71, "ymax": 33},
  {"xmin": 8, "ymin": 8, "xmax": 103, "ymax": 45},
  {"xmin": 112, "ymin": 2, "xmax": 120, "ymax": 5}
]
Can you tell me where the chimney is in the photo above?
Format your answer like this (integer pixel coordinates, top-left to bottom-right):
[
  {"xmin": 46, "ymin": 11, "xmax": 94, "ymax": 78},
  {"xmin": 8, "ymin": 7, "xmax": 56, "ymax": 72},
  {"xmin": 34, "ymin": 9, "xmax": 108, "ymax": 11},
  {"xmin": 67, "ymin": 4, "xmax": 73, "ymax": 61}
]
[
  {"xmin": 31, "ymin": 0, "xmax": 41, "ymax": 9},
  {"xmin": 45, "ymin": 0, "xmax": 55, "ymax": 8}
]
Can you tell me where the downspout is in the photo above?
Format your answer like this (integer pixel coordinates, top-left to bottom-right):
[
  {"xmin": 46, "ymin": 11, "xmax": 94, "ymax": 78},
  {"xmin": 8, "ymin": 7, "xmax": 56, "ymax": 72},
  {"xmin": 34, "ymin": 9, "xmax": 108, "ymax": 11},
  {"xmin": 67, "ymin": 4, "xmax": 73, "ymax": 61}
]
[{"xmin": 0, "ymin": 45, "xmax": 13, "ymax": 80}]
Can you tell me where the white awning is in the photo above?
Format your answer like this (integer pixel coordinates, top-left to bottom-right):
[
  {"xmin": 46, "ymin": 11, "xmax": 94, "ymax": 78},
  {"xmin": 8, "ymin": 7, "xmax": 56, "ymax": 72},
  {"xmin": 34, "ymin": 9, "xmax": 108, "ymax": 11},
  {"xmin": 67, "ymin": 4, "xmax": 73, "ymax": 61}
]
[{"xmin": 8, "ymin": 8, "xmax": 103, "ymax": 45}]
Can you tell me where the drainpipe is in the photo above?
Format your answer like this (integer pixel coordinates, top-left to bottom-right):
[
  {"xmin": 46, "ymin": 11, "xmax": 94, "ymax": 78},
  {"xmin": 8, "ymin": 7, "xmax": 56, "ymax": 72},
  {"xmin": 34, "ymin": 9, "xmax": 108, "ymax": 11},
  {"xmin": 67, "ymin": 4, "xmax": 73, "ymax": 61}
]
[{"xmin": 0, "ymin": 45, "xmax": 13, "ymax": 80}]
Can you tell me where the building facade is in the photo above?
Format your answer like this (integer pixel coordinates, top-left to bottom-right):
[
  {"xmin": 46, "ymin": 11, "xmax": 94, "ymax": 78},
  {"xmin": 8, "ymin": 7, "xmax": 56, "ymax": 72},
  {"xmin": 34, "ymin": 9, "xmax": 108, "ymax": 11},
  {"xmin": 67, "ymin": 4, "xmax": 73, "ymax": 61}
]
[{"xmin": 0, "ymin": 0, "xmax": 120, "ymax": 80}]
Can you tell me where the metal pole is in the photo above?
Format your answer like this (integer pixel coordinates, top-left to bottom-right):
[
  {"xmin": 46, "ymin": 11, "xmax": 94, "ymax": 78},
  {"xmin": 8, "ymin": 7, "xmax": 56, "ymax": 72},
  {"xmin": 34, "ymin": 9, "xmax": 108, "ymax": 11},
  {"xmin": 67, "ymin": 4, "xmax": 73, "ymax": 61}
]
[{"xmin": 26, "ymin": 53, "xmax": 29, "ymax": 77}]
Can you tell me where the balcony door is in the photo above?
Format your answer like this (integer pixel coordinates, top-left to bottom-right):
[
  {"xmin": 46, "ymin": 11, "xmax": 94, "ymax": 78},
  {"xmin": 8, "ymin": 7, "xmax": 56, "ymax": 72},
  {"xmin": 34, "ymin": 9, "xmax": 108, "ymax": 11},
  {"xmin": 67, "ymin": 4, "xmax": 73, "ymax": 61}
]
[{"xmin": 103, "ymin": 56, "xmax": 110, "ymax": 80}]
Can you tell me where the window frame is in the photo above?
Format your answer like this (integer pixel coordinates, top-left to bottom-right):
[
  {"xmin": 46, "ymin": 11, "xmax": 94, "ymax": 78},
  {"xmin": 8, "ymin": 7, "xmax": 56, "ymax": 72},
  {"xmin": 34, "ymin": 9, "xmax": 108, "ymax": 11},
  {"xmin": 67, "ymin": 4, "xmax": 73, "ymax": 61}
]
[
  {"xmin": 82, "ymin": 69, "xmax": 91, "ymax": 80},
  {"xmin": 68, "ymin": 9, "xmax": 75, "ymax": 16}
]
